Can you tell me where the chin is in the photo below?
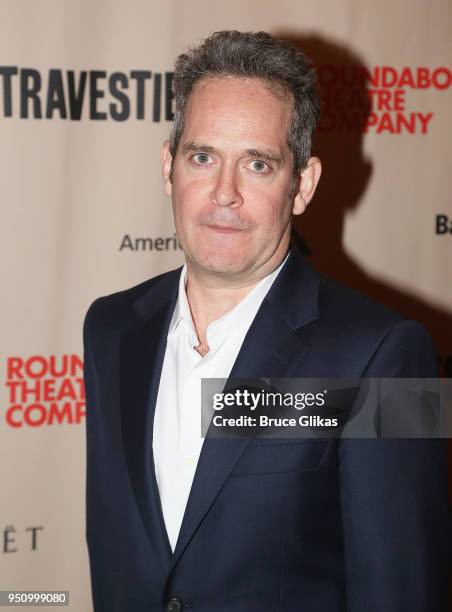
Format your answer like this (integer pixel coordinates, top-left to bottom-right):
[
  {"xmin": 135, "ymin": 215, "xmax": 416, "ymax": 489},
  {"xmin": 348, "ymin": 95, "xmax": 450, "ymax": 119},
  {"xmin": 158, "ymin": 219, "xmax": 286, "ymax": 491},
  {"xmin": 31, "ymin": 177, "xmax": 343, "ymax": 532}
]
[{"xmin": 192, "ymin": 251, "xmax": 251, "ymax": 277}]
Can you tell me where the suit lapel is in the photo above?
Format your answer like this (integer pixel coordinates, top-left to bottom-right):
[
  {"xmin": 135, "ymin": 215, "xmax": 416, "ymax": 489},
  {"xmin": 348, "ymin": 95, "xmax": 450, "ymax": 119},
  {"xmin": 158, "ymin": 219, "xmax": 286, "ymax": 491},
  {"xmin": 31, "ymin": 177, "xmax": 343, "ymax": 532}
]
[
  {"xmin": 120, "ymin": 270, "xmax": 180, "ymax": 566},
  {"xmin": 170, "ymin": 249, "xmax": 320, "ymax": 571}
]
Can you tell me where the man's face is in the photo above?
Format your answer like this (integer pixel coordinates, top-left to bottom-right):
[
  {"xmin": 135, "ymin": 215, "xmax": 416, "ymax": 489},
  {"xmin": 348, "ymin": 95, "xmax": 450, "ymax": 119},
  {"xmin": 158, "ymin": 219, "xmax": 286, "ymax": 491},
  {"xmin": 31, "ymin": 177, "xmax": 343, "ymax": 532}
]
[{"xmin": 162, "ymin": 76, "xmax": 317, "ymax": 284}]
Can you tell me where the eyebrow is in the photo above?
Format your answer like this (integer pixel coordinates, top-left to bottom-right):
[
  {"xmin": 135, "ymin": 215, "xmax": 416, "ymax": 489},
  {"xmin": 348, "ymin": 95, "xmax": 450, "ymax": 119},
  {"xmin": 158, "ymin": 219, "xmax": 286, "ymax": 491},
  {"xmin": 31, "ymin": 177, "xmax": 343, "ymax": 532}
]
[
  {"xmin": 182, "ymin": 142, "xmax": 216, "ymax": 154},
  {"xmin": 182, "ymin": 141, "xmax": 283, "ymax": 166},
  {"xmin": 245, "ymin": 148, "xmax": 283, "ymax": 166}
]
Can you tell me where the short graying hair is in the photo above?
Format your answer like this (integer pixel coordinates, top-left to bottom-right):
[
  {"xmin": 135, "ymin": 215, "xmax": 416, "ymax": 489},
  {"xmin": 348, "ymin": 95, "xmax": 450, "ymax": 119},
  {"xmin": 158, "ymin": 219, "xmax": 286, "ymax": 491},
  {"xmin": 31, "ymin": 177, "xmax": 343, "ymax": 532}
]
[{"xmin": 169, "ymin": 30, "xmax": 321, "ymax": 191}]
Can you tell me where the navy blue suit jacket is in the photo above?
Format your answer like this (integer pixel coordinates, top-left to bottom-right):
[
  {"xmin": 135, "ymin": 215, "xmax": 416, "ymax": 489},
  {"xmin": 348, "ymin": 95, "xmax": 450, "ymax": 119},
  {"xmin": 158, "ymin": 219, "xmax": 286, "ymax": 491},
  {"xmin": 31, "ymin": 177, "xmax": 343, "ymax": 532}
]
[{"xmin": 83, "ymin": 248, "xmax": 449, "ymax": 611}]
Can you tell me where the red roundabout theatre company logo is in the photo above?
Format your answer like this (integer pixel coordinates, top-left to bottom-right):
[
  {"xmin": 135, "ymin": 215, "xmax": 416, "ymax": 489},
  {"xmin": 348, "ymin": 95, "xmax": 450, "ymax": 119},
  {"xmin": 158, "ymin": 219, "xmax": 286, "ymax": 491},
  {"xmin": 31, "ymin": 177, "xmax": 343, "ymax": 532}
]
[{"xmin": 4, "ymin": 354, "xmax": 85, "ymax": 428}]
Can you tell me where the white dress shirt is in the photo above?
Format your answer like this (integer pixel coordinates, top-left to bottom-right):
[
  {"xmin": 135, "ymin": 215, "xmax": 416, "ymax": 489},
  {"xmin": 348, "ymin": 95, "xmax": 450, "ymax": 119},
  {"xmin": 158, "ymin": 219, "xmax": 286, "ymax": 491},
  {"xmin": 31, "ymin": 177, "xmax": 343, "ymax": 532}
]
[{"xmin": 152, "ymin": 255, "xmax": 288, "ymax": 551}]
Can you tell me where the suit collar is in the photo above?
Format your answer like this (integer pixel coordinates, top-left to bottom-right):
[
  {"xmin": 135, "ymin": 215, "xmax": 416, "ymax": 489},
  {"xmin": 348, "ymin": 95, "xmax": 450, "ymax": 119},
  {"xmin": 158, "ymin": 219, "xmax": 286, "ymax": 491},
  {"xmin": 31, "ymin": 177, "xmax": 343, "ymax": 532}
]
[
  {"xmin": 133, "ymin": 247, "xmax": 320, "ymax": 330},
  {"xmin": 133, "ymin": 266, "xmax": 181, "ymax": 320},
  {"xmin": 263, "ymin": 246, "xmax": 320, "ymax": 330}
]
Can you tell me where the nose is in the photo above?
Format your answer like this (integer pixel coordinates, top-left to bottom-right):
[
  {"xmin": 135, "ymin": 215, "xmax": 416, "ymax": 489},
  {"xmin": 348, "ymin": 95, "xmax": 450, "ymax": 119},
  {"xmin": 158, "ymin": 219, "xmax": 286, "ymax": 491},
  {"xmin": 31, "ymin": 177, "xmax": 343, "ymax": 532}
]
[{"xmin": 209, "ymin": 164, "xmax": 243, "ymax": 208}]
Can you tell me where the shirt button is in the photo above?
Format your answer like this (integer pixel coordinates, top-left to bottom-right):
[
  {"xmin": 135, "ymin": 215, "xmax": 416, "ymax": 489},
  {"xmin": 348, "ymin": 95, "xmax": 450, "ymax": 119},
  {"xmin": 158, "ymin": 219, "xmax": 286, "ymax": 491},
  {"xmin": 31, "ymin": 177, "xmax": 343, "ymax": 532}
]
[{"xmin": 166, "ymin": 597, "xmax": 183, "ymax": 612}]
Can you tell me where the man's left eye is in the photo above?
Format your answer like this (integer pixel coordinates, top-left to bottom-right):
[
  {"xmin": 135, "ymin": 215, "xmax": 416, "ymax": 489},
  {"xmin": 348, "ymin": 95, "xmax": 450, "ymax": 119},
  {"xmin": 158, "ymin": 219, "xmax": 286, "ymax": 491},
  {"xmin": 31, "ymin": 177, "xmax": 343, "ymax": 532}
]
[{"xmin": 248, "ymin": 160, "xmax": 270, "ymax": 173}]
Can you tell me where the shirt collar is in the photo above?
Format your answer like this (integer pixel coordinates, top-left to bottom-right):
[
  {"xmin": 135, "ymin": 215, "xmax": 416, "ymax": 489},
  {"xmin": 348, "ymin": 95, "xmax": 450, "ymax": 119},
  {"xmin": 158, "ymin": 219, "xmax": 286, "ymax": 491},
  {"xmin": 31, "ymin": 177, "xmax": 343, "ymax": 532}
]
[
  {"xmin": 167, "ymin": 252, "xmax": 290, "ymax": 342},
  {"xmin": 168, "ymin": 264, "xmax": 193, "ymax": 337}
]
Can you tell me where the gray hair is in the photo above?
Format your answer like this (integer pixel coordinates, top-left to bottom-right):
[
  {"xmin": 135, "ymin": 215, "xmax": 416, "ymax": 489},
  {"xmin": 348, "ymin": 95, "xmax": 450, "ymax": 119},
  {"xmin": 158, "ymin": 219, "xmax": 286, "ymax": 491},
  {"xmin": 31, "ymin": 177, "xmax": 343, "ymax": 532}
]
[{"xmin": 169, "ymin": 30, "xmax": 321, "ymax": 191}]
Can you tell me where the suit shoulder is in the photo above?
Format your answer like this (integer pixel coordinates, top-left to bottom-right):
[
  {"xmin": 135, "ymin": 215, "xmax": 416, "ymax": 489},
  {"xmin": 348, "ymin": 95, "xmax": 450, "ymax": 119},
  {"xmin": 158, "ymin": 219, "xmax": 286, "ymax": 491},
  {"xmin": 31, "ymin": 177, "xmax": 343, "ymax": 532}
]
[
  {"xmin": 318, "ymin": 272, "xmax": 404, "ymax": 330},
  {"xmin": 83, "ymin": 267, "xmax": 181, "ymax": 330},
  {"xmin": 309, "ymin": 270, "xmax": 437, "ymax": 376},
  {"xmin": 315, "ymin": 271, "xmax": 434, "ymax": 348}
]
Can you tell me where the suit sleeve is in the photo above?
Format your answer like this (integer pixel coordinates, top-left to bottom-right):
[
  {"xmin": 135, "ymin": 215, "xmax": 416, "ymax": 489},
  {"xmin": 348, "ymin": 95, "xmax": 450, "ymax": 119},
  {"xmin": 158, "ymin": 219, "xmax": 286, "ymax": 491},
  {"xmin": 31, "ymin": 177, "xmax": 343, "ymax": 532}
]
[
  {"xmin": 83, "ymin": 298, "xmax": 112, "ymax": 611},
  {"xmin": 339, "ymin": 320, "xmax": 450, "ymax": 612}
]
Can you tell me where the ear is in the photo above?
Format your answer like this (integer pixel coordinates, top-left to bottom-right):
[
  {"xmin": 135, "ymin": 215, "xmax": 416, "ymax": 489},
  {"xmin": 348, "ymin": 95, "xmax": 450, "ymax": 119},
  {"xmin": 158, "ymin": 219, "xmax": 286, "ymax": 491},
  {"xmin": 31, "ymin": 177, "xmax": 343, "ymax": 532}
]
[
  {"xmin": 293, "ymin": 156, "xmax": 322, "ymax": 216},
  {"xmin": 160, "ymin": 140, "xmax": 173, "ymax": 197}
]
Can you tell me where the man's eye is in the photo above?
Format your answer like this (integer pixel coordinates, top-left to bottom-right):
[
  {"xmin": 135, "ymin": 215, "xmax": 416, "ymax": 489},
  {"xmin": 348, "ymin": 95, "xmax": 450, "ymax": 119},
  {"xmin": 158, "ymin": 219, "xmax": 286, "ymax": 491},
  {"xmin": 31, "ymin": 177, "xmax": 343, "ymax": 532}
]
[
  {"xmin": 192, "ymin": 152, "xmax": 212, "ymax": 165},
  {"xmin": 248, "ymin": 160, "xmax": 270, "ymax": 173}
]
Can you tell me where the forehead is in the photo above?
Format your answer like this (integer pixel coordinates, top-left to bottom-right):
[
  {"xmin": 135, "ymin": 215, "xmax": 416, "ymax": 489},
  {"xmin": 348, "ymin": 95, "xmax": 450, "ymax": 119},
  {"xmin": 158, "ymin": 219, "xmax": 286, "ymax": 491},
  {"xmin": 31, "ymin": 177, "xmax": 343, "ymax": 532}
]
[{"xmin": 182, "ymin": 76, "xmax": 293, "ymax": 152}]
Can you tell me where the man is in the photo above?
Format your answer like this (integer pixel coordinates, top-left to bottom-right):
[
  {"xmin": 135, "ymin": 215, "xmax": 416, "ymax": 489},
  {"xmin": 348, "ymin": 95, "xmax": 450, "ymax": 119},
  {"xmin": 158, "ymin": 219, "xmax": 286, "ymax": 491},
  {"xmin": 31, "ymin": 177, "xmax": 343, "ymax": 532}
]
[{"xmin": 83, "ymin": 31, "xmax": 449, "ymax": 611}]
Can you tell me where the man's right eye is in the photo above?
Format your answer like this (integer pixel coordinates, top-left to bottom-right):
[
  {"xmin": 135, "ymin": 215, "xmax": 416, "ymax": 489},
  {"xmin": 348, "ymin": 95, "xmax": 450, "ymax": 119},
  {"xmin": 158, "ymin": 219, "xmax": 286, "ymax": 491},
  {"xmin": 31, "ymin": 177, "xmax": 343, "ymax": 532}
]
[{"xmin": 191, "ymin": 152, "xmax": 212, "ymax": 166}]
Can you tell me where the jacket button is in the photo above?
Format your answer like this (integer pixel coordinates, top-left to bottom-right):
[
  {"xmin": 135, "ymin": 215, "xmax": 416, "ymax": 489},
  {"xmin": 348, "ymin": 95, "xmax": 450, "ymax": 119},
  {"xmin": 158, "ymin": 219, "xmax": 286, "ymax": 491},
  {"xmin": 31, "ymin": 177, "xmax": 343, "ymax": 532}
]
[{"xmin": 166, "ymin": 598, "xmax": 183, "ymax": 612}]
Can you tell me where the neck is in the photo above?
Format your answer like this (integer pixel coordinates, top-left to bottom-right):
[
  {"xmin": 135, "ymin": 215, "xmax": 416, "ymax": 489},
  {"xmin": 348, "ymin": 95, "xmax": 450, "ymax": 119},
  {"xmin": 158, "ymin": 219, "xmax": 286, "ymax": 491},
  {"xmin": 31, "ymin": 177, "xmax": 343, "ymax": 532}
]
[{"xmin": 185, "ymin": 249, "xmax": 288, "ymax": 346}]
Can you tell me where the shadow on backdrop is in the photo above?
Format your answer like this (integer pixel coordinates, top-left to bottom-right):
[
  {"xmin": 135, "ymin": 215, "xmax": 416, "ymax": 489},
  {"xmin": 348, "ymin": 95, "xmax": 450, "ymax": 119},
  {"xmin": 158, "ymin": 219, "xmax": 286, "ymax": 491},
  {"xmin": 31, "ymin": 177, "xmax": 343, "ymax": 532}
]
[
  {"xmin": 277, "ymin": 31, "xmax": 452, "ymax": 378},
  {"xmin": 276, "ymin": 32, "xmax": 452, "ymax": 573}
]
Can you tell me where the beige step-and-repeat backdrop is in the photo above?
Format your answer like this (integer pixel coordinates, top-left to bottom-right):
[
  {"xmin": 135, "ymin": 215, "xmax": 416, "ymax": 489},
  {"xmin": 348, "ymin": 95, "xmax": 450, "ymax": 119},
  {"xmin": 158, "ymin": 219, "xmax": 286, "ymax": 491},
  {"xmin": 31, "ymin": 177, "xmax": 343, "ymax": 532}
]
[{"xmin": 1, "ymin": 1, "xmax": 451, "ymax": 609}]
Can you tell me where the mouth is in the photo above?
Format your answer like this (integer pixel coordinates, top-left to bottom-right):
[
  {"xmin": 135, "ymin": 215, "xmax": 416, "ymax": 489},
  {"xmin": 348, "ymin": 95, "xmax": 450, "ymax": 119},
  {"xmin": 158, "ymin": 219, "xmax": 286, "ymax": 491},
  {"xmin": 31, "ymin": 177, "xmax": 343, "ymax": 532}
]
[{"xmin": 205, "ymin": 224, "xmax": 243, "ymax": 234}]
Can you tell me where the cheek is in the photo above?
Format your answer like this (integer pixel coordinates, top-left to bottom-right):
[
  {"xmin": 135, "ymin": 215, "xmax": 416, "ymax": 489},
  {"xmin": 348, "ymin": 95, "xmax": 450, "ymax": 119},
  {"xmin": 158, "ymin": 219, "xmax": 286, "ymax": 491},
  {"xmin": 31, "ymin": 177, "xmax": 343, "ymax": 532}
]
[
  {"xmin": 246, "ymin": 176, "xmax": 292, "ymax": 218},
  {"xmin": 172, "ymin": 181, "xmax": 206, "ymax": 224},
  {"xmin": 252, "ymin": 195, "xmax": 292, "ymax": 232}
]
